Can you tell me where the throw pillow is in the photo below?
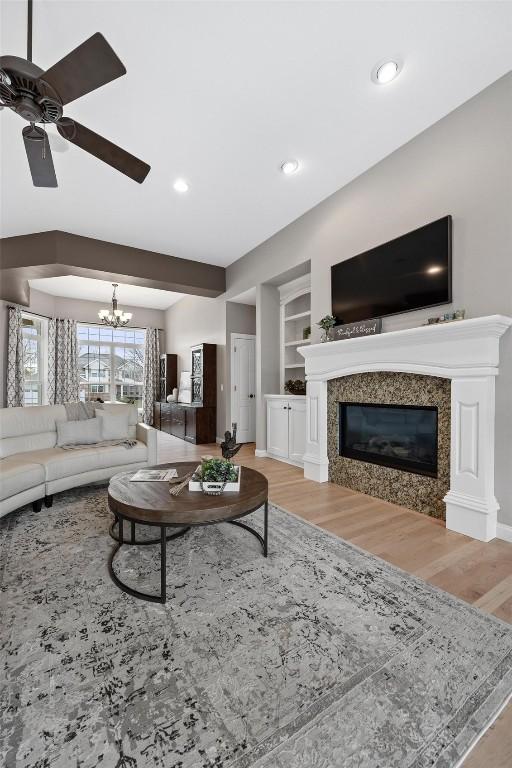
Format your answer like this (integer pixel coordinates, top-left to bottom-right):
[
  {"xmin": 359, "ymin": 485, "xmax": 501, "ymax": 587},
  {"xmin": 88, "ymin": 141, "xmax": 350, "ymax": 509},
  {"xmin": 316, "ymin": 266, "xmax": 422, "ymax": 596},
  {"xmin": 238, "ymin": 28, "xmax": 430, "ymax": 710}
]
[
  {"xmin": 56, "ymin": 417, "xmax": 102, "ymax": 447},
  {"xmin": 95, "ymin": 409, "xmax": 130, "ymax": 441}
]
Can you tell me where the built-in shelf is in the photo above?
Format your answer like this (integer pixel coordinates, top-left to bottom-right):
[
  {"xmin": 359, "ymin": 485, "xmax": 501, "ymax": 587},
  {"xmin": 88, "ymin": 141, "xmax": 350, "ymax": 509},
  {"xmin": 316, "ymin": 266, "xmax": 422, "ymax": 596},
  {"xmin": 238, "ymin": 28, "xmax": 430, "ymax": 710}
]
[
  {"xmin": 284, "ymin": 339, "xmax": 311, "ymax": 347},
  {"xmin": 279, "ymin": 273, "xmax": 311, "ymax": 394},
  {"xmin": 285, "ymin": 310, "xmax": 311, "ymax": 322}
]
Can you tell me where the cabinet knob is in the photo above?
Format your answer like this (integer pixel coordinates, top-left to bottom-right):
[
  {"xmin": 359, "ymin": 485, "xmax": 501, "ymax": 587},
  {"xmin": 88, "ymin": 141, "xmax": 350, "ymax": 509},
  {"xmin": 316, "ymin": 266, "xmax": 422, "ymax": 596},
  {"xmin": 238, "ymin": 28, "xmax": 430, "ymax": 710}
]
[{"xmin": 283, "ymin": 406, "xmax": 287, "ymax": 409}]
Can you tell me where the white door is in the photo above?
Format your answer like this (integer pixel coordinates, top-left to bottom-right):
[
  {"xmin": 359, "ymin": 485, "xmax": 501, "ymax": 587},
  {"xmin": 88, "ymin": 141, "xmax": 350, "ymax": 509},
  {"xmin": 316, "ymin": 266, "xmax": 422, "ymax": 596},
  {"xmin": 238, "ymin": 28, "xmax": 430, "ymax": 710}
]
[
  {"xmin": 232, "ymin": 335, "xmax": 256, "ymax": 443},
  {"xmin": 289, "ymin": 398, "xmax": 306, "ymax": 464},
  {"xmin": 267, "ymin": 399, "xmax": 289, "ymax": 458}
]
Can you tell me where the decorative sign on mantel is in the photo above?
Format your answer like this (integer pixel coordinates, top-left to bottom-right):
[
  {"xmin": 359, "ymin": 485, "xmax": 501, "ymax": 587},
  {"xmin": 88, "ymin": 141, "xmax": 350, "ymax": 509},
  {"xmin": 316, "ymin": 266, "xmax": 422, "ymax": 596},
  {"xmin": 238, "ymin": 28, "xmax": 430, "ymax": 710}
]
[{"xmin": 329, "ymin": 318, "xmax": 382, "ymax": 341}]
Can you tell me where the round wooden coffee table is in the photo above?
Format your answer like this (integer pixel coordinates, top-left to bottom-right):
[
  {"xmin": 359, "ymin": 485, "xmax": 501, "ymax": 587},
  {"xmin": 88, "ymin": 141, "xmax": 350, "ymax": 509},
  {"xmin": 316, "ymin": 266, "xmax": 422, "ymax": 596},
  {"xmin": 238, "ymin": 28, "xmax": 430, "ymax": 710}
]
[{"xmin": 107, "ymin": 461, "xmax": 268, "ymax": 604}]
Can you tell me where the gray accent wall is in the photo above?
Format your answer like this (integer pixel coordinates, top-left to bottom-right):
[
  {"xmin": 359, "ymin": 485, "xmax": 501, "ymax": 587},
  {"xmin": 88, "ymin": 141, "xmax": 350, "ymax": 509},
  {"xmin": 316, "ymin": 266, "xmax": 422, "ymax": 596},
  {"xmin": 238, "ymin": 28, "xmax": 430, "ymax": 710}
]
[{"xmin": 226, "ymin": 72, "xmax": 512, "ymax": 525}]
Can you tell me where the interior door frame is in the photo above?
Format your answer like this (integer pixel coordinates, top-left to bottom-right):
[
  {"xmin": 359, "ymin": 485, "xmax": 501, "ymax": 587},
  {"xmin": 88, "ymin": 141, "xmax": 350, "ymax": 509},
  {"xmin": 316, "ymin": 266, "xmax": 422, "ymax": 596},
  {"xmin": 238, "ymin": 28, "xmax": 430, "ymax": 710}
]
[{"xmin": 230, "ymin": 332, "xmax": 257, "ymax": 439}]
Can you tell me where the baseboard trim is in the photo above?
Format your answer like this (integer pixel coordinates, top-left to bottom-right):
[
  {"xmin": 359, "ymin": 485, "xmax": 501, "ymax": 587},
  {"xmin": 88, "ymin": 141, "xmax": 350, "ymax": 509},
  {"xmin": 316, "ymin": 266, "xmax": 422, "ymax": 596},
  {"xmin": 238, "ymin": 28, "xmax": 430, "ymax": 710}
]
[
  {"xmin": 496, "ymin": 522, "xmax": 512, "ymax": 543},
  {"xmin": 254, "ymin": 449, "xmax": 267, "ymax": 458},
  {"xmin": 216, "ymin": 436, "xmax": 223, "ymax": 445}
]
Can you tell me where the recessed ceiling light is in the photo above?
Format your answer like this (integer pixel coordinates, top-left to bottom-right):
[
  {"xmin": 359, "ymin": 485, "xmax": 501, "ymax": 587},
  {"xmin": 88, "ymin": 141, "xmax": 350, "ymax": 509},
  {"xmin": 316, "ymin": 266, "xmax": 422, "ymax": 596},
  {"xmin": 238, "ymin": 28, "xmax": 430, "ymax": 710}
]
[
  {"xmin": 173, "ymin": 178, "xmax": 189, "ymax": 193},
  {"xmin": 372, "ymin": 60, "xmax": 400, "ymax": 85},
  {"xmin": 281, "ymin": 159, "xmax": 300, "ymax": 175},
  {"xmin": 426, "ymin": 265, "xmax": 443, "ymax": 275}
]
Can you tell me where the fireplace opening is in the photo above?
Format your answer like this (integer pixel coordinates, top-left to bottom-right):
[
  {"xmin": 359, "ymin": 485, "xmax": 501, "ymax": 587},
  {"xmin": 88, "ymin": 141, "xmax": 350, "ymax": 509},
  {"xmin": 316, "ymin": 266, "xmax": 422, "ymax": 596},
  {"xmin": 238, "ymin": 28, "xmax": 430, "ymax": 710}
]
[{"xmin": 339, "ymin": 402, "xmax": 438, "ymax": 477}]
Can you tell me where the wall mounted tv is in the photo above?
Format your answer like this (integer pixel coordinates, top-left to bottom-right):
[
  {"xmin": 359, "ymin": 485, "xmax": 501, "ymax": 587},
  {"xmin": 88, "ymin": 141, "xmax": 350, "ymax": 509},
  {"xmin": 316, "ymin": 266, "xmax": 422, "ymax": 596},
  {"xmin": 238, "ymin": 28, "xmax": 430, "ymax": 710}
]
[{"xmin": 331, "ymin": 216, "xmax": 452, "ymax": 324}]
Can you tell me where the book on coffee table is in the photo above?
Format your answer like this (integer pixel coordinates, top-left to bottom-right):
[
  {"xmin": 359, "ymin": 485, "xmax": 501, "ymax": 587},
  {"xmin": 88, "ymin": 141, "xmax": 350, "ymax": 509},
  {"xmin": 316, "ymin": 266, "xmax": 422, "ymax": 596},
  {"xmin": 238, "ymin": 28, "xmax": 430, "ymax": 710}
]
[{"xmin": 130, "ymin": 469, "xmax": 178, "ymax": 482}]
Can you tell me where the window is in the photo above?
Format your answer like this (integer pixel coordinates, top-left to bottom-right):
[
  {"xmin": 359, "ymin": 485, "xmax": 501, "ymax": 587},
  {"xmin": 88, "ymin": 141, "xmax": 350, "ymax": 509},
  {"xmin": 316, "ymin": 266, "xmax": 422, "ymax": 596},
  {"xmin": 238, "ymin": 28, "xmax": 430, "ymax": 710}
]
[
  {"xmin": 78, "ymin": 325, "xmax": 145, "ymax": 407},
  {"xmin": 22, "ymin": 314, "xmax": 47, "ymax": 406}
]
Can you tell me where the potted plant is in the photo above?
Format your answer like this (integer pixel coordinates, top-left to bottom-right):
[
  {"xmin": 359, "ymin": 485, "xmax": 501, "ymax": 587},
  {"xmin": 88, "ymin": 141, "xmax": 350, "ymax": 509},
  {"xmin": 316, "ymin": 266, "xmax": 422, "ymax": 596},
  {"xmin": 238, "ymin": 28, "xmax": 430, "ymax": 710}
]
[
  {"xmin": 189, "ymin": 458, "xmax": 241, "ymax": 495},
  {"xmin": 284, "ymin": 379, "xmax": 306, "ymax": 396},
  {"xmin": 317, "ymin": 314, "xmax": 337, "ymax": 342}
]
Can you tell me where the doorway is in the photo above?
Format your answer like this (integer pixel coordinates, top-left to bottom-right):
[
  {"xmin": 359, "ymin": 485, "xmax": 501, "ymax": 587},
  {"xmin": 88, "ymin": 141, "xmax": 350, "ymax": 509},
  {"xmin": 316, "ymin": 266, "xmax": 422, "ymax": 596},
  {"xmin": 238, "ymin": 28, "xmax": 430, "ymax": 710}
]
[{"xmin": 231, "ymin": 333, "xmax": 256, "ymax": 443}]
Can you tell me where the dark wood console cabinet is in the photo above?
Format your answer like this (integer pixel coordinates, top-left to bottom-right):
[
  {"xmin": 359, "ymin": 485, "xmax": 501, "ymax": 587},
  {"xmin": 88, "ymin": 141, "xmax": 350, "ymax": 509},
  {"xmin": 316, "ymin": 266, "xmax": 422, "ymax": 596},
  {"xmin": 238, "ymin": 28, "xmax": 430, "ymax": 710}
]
[
  {"xmin": 153, "ymin": 402, "xmax": 215, "ymax": 444},
  {"xmin": 154, "ymin": 343, "xmax": 216, "ymax": 444}
]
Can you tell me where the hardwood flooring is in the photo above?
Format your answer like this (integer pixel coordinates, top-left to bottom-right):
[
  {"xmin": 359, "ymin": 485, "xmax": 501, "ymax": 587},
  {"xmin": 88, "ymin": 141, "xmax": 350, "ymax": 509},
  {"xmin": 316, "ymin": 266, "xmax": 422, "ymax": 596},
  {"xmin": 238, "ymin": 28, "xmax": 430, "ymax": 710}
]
[{"xmin": 157, "ymin": 432, "xmax": 512, "ymax": 767}]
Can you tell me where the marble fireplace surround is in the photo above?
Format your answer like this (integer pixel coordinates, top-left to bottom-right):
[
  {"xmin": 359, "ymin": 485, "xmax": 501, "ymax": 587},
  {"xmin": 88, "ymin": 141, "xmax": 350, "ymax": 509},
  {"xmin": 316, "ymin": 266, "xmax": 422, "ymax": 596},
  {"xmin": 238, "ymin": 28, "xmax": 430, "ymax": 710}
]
[{"xmin": 299, "ymin": 315, "xmax": 512, "ymax": 542}]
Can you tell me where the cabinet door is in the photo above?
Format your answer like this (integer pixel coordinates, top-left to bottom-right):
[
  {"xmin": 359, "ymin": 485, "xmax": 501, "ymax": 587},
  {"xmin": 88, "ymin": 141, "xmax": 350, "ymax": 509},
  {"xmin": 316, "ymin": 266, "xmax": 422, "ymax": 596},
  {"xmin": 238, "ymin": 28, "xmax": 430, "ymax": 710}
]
[
  {"xmin": 266, "ymin": 399, "xmax": 289, "ymax": 459},
  {"xmin": 288, "ymin": 399, "xmax": 306, "ymax": 464},
  {"xmin": 185, "ymin": 407, "xmax": 196, "ymax": 443},
  {"xmin": 160, "ymin": 404, "xmax": 172, "ymax": 434},
  {"xmin": 170, "ymin": 405, "xmax": 185, "ymax": 439}
]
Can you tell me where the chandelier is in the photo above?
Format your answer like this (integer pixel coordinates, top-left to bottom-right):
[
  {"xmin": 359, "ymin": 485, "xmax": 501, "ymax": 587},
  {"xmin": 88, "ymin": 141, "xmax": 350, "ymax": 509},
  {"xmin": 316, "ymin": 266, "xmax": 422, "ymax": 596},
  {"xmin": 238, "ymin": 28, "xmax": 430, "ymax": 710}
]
[{"xmin": 98, "ymin": 284, "xmax": 132, "ymax": 328}]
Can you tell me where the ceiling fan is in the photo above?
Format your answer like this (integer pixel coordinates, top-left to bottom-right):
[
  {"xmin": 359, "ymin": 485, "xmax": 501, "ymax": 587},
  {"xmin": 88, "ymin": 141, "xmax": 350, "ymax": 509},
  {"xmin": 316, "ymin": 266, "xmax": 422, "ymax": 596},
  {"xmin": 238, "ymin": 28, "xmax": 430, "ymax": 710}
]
[{"xmin": 0, "ymin": 0, "xmax": 150, "ymax": 186}]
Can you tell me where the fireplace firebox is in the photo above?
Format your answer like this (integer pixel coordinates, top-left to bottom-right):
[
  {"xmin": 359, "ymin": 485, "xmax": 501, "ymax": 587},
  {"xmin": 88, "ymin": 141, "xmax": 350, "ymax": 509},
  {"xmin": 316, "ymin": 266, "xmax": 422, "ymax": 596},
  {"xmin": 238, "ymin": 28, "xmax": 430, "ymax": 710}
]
[{"xmin": 339, "ymin": 402, "xmax": 438, "ymax": 477}]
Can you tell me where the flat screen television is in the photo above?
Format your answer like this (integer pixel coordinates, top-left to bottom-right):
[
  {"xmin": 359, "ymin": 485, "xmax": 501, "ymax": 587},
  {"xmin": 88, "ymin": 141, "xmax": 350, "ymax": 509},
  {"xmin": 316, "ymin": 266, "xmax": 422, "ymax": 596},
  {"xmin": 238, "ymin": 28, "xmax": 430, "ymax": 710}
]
[{"xmin": 331, "ymin": 216, "xmax": 452, "ymax": 324}]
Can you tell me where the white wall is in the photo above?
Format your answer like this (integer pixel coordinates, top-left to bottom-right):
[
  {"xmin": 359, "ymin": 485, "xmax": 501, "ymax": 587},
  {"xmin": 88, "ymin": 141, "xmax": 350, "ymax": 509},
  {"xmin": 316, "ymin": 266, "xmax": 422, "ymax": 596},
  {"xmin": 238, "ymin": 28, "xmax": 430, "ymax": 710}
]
[
  {"xmin": 0, "ymin": 288, "xmax": 166, "ymax": 407},
  {"xmin": 255, "ymin": 284, "xmax": 280, "ymax": 450},
  {"xmin": 225, "ymin": 72, "xmax": 512, "ymax": 524},
  {"xmin": 164, "ymin": 295, "xmax": 227, "ymax": 438}
]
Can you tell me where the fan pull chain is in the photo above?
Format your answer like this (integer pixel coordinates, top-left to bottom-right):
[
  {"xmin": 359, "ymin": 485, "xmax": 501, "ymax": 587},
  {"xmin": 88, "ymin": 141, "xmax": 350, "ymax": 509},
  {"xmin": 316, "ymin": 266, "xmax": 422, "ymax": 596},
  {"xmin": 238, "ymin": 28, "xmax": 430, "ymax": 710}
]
[{"xmin": 42, "ymin": 124, "xmax": 47, "ymax": 160}]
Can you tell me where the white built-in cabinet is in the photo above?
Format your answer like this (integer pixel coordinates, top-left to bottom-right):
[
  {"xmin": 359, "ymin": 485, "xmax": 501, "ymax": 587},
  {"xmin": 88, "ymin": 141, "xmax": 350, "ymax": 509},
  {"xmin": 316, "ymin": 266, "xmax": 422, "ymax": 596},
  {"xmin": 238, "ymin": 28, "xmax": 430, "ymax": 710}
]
[{"xmin": 265, "ymin": 395, "xmax": 306, "ymax": 467}]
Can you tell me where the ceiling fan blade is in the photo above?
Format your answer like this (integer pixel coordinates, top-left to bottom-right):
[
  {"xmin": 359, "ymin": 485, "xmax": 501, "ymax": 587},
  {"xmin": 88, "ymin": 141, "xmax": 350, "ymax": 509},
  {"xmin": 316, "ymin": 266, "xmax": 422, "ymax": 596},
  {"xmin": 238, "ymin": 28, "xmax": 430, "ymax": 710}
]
[
  {"xmin": 57, "ymin": 118, "xmax": 150, "ymax": 183},
  {"xmin": 22, "ymin": 125, "xmax": 57, "ymax": 187},
  {"xmin": 40, "ymin": 32, "xmax": 126, "ymax": 106}
]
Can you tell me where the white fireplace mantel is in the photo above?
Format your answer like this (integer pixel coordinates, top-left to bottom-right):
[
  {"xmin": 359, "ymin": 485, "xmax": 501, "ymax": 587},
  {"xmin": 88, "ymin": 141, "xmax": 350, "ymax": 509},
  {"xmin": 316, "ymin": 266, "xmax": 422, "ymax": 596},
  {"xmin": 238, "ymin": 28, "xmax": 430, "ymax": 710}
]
[{"xmin": 298, "ymin": 315, "xmax": 512, "ymax": 542}]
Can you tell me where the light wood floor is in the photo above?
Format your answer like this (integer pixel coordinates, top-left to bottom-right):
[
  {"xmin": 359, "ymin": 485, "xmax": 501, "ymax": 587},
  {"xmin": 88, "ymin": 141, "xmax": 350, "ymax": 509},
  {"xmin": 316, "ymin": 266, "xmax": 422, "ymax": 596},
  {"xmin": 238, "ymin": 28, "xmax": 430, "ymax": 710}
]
[{"xmin": 157, "ymin": 433, "xmax": 512, "ymax": 767}]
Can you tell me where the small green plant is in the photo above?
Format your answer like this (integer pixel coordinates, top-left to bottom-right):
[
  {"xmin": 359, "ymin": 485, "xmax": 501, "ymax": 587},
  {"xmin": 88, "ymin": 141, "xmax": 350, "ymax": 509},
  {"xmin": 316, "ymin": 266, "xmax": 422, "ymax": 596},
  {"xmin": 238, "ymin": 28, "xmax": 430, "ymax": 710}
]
[
  {"xmin": 317, "ymin": 314, "xmax": 337, "ymax": 332},
  {"xmin": 284, "ymin": 379, "xmax": 306, "ymax": 396},
  {"xmin": 198, "ymin": 458, "xmax": 238, "ymax": 483}
]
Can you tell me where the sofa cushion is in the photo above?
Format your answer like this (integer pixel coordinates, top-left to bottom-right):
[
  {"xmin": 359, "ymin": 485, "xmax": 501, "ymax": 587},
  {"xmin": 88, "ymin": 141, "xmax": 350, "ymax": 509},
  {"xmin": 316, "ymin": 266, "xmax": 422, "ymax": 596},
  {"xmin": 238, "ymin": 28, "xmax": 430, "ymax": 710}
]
[
  {"xmin": 0, "ymin": 457, "xmax": 45, "ymax": 501},
  {"xmin": 0, "ymin": 404, "xmax": 66, "ymax": 459},
  {"xmin": 56, "ymin": 417, "xmax": 102, "ymax": 447},
  {"xmin": 95, "ymin": 402, "xmax": 138, "ymax": 425},
  {"xmin": 19, "ymin": 442, "xmax": 148, "ymax": 481},
  {"xmin": 95, "ymin": 410, "xmax": 130, "ymax": 440}
]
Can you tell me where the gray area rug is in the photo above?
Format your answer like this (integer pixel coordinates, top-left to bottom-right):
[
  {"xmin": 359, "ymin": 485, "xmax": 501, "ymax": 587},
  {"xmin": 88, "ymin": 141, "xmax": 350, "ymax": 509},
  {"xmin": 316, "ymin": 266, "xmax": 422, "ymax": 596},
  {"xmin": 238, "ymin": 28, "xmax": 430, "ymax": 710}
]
[{"xmin": 1, "ymin": 484, "xmax": 511, "ymax": 768}]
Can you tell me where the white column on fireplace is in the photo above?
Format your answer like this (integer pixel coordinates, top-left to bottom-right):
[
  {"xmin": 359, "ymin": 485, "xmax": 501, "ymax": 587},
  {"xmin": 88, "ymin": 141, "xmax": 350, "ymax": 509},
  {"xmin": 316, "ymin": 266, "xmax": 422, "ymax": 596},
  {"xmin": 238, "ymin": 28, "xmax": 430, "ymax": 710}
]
[{"xmin": 298, "ymin": 316, "xmax": 512, "ymax": 542}]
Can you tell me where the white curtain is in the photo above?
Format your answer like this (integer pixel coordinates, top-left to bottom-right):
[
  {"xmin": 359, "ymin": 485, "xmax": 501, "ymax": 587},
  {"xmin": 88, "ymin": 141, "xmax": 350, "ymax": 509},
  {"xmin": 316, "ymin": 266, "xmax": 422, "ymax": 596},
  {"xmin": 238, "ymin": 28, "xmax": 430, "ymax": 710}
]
[
  {"xmin": 142, "ymin": 328, "xmax": 160, "ymax": 425},
  {"xmin": 6, "ymin": 307, "xmax": 24, "ymax": 407},
  {"xmin": 48, "ymin": 318, "xmax": 80, "ymax": 404}
]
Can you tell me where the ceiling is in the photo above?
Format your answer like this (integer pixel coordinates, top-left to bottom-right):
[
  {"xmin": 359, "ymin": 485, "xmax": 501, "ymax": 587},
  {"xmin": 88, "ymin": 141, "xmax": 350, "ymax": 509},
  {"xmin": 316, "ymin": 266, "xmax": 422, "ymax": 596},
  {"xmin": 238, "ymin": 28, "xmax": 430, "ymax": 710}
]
[
  {"xmin": 29, "ymin": 276, "xmax": 185, "ymax": 309},
  {"xmin": 2, "ymin": 1, "xmax": 512, "ymax": 268}
]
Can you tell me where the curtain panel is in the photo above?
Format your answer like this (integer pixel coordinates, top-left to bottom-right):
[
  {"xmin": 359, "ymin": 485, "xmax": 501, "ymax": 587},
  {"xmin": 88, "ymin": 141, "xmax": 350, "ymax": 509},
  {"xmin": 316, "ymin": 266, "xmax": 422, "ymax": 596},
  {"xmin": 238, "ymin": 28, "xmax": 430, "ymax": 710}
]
[
  {"xmin": 6, "ymin": 307, "xmax": 24, "ymax": 407},
  {"xmin": 48, "ymin": 318, "xmax": 80, "ymax": 404},
  {"xmin": 142, "ymin": 328, "xmax": 160, "ymax": 425}
]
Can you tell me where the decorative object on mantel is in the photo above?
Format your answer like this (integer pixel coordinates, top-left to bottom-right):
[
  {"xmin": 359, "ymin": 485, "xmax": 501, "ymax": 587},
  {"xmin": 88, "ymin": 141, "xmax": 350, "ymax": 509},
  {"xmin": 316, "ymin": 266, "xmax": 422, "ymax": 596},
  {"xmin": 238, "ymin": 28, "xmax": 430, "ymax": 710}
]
[
  {"xmin": 284, "ymin": 379, "xmax": 307, "ymax": 396},
  {"xmin": 303, "ymin": 326, "xmax": 311, "ymax": 340},
  {"xmin": 317, "ymin": 314, "xmax": 337, "ymax": 342},
  {"xmin": 190, "ymin": 458, "xmax": 241, "ymax": 495},
  {"xmin": 166, "ymin": 389, "xmax": 178, "ymax": 403},
  {"xmin": 98, "ymin": 284, "xmax": 132, "ymax": 328},
  {"xmin": 221, "ymin": 424, "xmax": 242, "ymax": 460},
  {"xmin": 426, "ymin": 309, "xmax": 466, "ymax": 325},
  {"xmin": 330, "ymin": 317, "xmax": 382, "ymax": 341}
]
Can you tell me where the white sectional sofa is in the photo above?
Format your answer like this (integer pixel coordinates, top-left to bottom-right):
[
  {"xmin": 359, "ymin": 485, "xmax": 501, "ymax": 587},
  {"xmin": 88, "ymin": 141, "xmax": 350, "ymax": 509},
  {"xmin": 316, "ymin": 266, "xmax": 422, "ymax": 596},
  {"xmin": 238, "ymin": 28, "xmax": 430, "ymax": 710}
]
[{"xmin": 0, "ymin": 403, "xmax": 157, "ymax": 518}]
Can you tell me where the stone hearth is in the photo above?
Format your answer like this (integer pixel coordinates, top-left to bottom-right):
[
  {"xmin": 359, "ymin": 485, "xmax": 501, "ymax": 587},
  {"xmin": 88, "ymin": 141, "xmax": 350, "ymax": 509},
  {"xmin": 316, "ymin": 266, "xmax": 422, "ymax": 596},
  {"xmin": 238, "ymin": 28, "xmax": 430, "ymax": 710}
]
[
  {"xmin": 327, "ymin": 372, "xmax": 450, "ymax": 519},
  {"xmin": 299, "ymin": 315, "xmax": 512, "ymax": 541}
]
